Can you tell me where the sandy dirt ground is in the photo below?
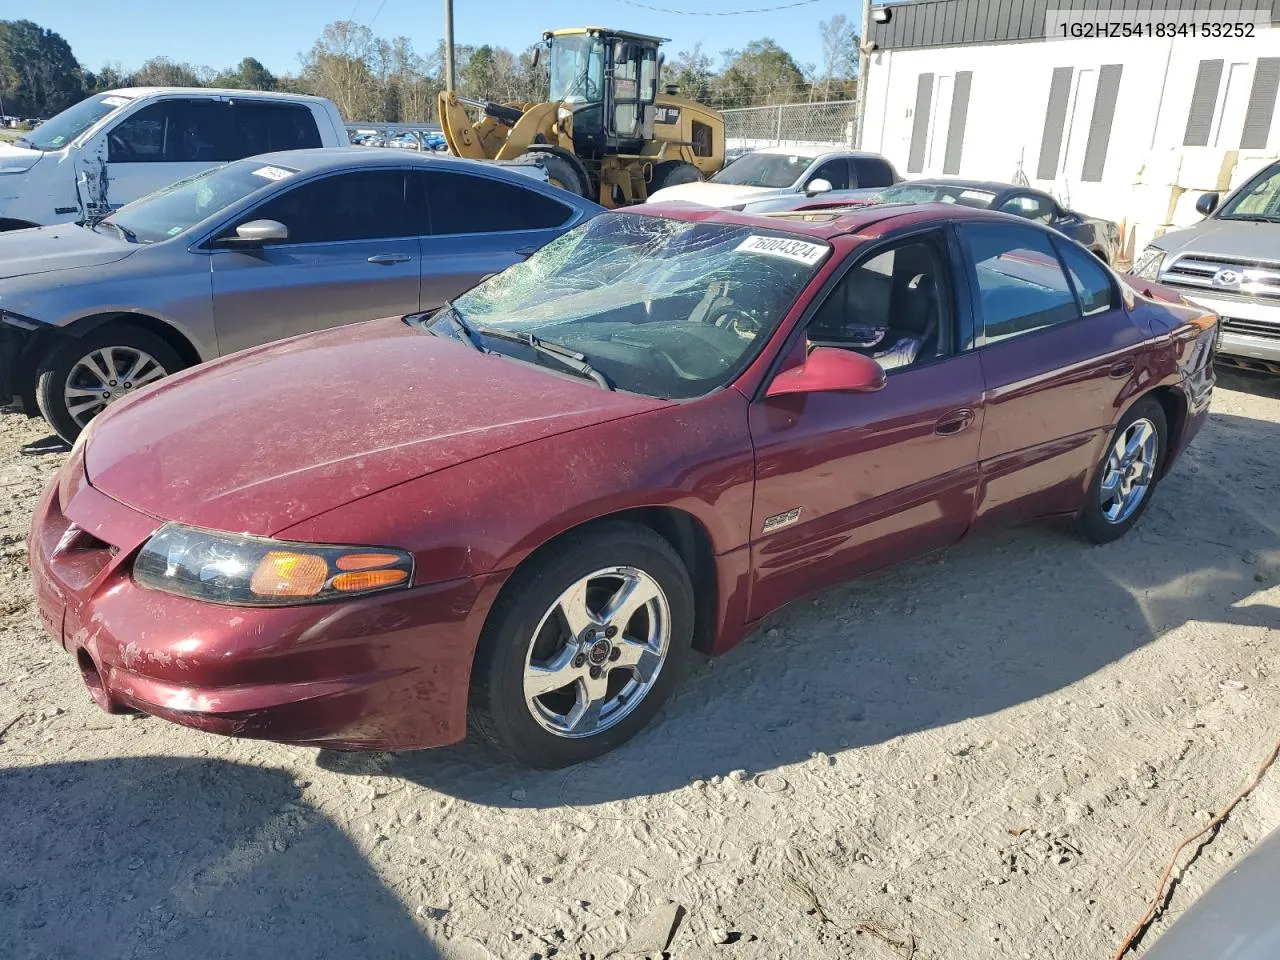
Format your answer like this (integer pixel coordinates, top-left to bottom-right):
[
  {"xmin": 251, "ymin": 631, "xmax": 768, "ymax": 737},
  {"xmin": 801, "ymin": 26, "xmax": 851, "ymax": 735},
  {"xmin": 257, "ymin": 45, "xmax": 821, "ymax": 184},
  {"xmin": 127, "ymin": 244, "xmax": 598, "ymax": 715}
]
[{"xmin": 1, "ymin": 370, "xmax": 1278, "ymax": 960}]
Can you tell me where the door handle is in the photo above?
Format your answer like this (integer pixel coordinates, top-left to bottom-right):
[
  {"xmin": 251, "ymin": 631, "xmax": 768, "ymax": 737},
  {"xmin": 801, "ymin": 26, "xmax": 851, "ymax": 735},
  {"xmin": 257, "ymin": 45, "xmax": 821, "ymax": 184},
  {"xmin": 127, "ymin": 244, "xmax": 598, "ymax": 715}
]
[
  {"xmin": 935, "ymin": 409, "xmax": 975, "ymax": 436},
  {"xmin": 1109, "ymin": 360, "xmax": 1135, "ymax": 379},
  {"xmin": 367, "ymin": 253, "xmax": 412, "ymax": 265}
]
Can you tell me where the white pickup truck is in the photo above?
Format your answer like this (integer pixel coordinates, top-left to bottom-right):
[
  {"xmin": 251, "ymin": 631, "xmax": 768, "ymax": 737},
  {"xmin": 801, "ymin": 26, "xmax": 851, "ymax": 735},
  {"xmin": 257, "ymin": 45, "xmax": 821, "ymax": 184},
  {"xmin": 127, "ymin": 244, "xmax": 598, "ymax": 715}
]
[{"xmin": 0, "ymin": 88, "xmax": 350, "ymax": 230}]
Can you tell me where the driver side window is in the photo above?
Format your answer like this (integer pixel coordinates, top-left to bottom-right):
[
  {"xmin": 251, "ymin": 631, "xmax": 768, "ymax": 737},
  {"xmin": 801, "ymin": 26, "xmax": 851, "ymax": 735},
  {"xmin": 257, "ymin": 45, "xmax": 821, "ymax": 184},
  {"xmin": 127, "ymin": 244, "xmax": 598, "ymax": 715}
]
[
  {"xmin": 807, "ymin": 159, "xmax": 850, "ymax": 191},
  {"xmin": 806, "ymin": 233, "xmax": 954, "ymax": 372}
]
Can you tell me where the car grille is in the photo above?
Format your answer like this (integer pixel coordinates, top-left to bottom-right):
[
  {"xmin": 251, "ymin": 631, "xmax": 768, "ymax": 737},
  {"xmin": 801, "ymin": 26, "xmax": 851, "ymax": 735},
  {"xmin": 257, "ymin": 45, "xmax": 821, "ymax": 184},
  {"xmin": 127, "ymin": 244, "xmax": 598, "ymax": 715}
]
[
  {"xmin": 1221, "ymin": 316, "xmax": 1280, "ymax": 341},
  {"xmin": 1160, "ymin": 254, "xmax": 1280, "ymax": 300}
]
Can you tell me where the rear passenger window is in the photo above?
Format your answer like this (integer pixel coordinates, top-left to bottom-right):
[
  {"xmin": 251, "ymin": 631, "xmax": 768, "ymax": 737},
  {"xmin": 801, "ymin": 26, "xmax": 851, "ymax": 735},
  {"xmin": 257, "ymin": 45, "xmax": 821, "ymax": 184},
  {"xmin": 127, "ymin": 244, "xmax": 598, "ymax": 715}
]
[
  {"xmin": 247, "ymin": 171, "xmax": 409, "ymax": 242},
  {"xmin": 226, "ymin": 102, "xmax": 322, "ymax": 157},
  {"xmin": 420, "ymin": 171, "xmax": 572, "ymax": 234},
  {"xmin": 962, "ymin": 224, "xmax": 1079, "ymax": 344},
  {"xmin": 1054, "ymin": 239, "xmax": 1116, "ymax": 317},
  {"xmin": 853, "ymin": 157, "xmax": 896, "ymax": 188}
]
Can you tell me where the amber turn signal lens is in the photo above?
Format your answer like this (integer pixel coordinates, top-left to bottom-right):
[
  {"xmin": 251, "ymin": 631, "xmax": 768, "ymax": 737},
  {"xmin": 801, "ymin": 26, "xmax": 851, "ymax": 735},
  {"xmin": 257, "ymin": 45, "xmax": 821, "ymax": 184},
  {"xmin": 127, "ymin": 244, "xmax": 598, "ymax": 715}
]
[
  {"xmin": 250, "ymin": 551, "xmax": 329, "ymax": 597},
  {"xmin": 335, "ymin": 552, "xmax": 405, "ymax": 571},
  {"xmin": 331, "ymin": 569, "xmax": 409, "ymax": 592}
]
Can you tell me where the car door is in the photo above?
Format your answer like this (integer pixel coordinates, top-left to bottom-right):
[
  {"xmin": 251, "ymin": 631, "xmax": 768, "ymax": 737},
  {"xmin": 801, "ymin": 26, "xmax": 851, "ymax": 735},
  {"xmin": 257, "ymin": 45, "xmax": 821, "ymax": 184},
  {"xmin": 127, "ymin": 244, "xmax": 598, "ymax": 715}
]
[
  {"xmin": 209, "ymin": 168, "xmax": 421, "ymax": 355},
  {"xmin": 413, "ymin": 168, "xmax": 580, "ymax": 311},
  {"xmin": 100, "ymin": 99, "xmax": 229, "ymax": 211},
  {"xmin": 959, "ymin": 222, "xmax": 1148, "ymax": 529},
  {"xmin": 747, "ymin": 228, "xmax": 985, "ymax": 620}
]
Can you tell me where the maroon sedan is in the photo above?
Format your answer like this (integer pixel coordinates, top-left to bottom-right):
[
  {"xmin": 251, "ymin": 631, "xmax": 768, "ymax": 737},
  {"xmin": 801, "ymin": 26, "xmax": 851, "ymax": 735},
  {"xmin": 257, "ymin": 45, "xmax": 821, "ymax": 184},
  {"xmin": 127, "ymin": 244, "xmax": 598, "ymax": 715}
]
[{"xmin": 29, "ymin": 203, "xmax": 1216, "ymax": 767}]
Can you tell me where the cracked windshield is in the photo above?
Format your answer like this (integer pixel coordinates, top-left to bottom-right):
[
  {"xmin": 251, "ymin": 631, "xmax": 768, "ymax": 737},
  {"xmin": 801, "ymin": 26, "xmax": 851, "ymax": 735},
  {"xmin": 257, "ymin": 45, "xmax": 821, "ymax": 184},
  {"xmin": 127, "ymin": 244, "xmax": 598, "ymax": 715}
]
[{"xmin": 441, "ymin": 212, "xmax": 828, "ymax": 397}]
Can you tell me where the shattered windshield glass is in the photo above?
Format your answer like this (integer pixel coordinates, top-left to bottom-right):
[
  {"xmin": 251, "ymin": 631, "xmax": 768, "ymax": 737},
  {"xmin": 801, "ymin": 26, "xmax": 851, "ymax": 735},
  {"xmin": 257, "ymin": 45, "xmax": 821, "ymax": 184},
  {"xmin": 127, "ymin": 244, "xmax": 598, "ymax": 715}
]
[{"xmin": 444, "ymin": 212, "xmax": 830, "ymax": 399}]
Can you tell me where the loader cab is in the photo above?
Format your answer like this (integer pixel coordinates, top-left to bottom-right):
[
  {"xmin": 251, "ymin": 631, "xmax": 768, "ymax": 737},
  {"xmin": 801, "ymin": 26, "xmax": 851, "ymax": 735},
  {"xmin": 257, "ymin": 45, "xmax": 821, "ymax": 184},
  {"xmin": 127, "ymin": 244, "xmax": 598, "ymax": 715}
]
[{"xmin": 545, "ymin": 28, "xmax": 661, "ymax": 159}]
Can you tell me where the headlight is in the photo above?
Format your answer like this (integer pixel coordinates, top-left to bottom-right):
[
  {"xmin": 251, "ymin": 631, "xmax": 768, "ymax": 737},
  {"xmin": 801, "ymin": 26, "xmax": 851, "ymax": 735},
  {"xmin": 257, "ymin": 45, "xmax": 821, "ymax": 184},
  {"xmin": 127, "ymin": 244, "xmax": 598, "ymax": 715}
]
[
  {"xmin": 1131, "ymin": 246, "xmax": 1166, "ymax": 281},
  {"xmin": 133, "ymin": 523, "xmax": 413, "ymax": 606}
]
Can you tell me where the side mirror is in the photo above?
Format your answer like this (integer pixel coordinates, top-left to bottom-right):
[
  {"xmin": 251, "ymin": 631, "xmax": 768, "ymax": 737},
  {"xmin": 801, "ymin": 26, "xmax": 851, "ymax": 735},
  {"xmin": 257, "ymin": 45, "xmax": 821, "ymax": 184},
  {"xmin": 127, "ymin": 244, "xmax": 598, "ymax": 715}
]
[
  {"xmin": 220, "ymin": 219, "xmax": 289, "ymax": 246},
  {"xmin": 1195, "ymin": 192, "xmax": 1219, "ymax": 216},
  {"xmin": 766, "ymin": 346, "xmax": 887, "ymax": 398},
  {"xmin": 806, "ymin": 178, "xmax": 833, "ymax": 197},
  {"xmin": 531, "ymin": 46, "xmax": 541, "ymax": 69}
]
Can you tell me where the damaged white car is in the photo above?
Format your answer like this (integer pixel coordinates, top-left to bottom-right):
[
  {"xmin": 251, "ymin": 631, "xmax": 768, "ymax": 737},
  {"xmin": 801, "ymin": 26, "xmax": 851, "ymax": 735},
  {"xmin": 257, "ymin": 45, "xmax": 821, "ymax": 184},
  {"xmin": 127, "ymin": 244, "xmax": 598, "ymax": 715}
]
[{"xmin": 0, "ymin": 88, "xmax": 349, "ymax": 230}]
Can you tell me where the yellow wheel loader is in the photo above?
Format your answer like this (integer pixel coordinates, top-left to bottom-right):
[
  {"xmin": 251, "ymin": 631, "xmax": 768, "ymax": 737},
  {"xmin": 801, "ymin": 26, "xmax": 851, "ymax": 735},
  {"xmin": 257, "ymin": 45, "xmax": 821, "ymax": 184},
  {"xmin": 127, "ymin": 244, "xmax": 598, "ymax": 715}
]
[{"xmin": 438, "ymin": 27, "xmax": 725, "ymax": 208}]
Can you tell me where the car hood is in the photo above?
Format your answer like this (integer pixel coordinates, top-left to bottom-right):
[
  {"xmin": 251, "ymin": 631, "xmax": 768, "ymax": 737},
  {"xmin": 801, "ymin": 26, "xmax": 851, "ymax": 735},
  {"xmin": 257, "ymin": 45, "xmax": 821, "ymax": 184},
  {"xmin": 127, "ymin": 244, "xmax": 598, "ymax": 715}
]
[
  {"xmin": 0, "ymin": 223, "xmax": 135, "ymax": 280},
  {"xmin": 1155, "ymin": 218, "xmax": 1280, "ymax": 260},
  {"xmin": 0, "ymin": 140, "xmax": 44, "ymax": 172},
  {"xmin": 646, "ymin": 181, "xmax": 783, "ymax": 208},
  {"xmin": 85, "ymin": 318, "xmax": 667, "ymax": 536}
]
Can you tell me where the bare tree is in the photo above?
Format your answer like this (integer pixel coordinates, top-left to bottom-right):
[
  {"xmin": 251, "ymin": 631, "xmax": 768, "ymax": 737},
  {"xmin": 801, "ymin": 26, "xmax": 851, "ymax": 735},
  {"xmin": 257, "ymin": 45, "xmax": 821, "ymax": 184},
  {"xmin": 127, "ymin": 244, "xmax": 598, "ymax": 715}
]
[{"xmin": 817, "ymin": 15, "xmax": 858, "ymax": 101}]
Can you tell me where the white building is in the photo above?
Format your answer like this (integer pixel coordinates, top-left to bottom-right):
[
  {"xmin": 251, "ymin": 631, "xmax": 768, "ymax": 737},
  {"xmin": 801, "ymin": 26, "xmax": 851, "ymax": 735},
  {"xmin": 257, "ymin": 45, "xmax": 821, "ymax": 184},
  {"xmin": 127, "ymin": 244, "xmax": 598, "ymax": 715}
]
[{"xmin": 862, "ymin": 0, "xmax": 1280, "ymax": 259}]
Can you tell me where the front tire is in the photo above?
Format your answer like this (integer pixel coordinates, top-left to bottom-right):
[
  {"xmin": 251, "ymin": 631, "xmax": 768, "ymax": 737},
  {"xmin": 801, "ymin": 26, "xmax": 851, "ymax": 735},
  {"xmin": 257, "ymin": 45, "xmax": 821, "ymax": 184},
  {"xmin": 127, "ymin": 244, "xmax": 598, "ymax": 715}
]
[
  {"xmin": 468, "ymin": 521, "xmax": 694, "ymax": 767},
  {"xmin": 35, "ymin": 325, "xmax": 183, "ymax": 442},
  {"xmin": 649, "ymin": 160, "xmax": 703, "ymax": 196},
  {"xmin": 515, "ymin": 148, "xmax": 590, "ymax": 199},
  {"xmin": 1074, "ymin": 397, "xmax": 1167, "ymax": 544}
]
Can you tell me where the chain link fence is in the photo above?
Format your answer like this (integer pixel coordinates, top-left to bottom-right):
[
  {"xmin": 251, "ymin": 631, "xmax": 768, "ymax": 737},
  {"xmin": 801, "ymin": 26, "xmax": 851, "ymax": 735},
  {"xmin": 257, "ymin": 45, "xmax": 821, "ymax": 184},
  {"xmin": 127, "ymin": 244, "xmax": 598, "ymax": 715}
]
[{"xmin": 721, "ymin": 100, "xmax": 859, "ymax": 156}]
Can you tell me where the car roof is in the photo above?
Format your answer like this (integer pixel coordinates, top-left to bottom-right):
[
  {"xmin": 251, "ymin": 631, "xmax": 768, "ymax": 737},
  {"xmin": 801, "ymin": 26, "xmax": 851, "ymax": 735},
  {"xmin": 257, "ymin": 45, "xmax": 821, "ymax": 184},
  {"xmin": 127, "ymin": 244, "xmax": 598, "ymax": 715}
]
[
  {"xmin": 100, "ymin": 87, "xmax": 333, "ymax": 105},
  {"xmin": 905, "ymin": 177, "xmax": 1036, "ymax": 195},
  {"xmin": 751, "ymin": 145, "xmax": 889, "ymax": 160},
  {"xmin": 635, "ymin": 200, "xmax": 1011, "ymax": 239},
  {"xmin": 238, "ymin": 147, "xmax": 530, "ymax": 176}
]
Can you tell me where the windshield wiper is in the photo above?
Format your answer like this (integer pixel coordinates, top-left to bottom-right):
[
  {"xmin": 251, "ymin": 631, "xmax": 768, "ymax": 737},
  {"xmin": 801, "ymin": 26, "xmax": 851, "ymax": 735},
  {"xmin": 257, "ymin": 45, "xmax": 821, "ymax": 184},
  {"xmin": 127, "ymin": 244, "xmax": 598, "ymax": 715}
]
[
  {"xmin": 1220, "ymin": 214, "xmax": 1280, "ymax": 223},
  {"xmin": 14, "ymin": 136, "xmax": 37, "ymax": 150},
  {"xmin": 473, "ymin": 325, "xmax": 614, "ymax": 390},
  {"xmin": 98, "ymin": 220, "xmax": 137, "ymax": 243}
]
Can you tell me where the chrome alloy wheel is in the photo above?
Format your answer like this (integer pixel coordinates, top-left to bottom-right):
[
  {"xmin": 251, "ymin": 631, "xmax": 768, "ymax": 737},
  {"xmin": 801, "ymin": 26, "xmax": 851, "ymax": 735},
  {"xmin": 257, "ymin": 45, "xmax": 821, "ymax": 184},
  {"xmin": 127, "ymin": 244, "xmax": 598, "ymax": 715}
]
[
  {"xmin": 523, "ymin": 566, "xmax": 671, "ymax": 739},
  {"xmin": 1099, "ymin": 417, "xmax": 1158, "ymax": 524},
  {"xmin": 64, "ymin": 347, "xmax": 168, "ymax": 427}
]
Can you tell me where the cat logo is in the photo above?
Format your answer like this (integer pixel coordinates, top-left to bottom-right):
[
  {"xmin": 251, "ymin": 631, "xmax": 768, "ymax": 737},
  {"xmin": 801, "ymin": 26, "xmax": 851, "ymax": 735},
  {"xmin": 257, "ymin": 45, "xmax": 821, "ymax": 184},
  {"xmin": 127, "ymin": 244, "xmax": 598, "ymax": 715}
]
[{"xmin": 656, "ymin": 106, "xmax": 681, "ymax": 125}]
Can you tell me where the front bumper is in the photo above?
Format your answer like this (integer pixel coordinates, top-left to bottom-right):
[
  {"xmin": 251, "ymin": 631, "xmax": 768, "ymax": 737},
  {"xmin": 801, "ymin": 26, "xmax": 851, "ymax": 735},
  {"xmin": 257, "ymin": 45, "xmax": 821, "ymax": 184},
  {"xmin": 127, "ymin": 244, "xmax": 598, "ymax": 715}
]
[
  {"xmin": 1176, "ymin": 290, "xmax": 1280, "ymax": 369},
  {"xmin": 29, "ymin": 455, "xmax": 492, "ymax": 750}
]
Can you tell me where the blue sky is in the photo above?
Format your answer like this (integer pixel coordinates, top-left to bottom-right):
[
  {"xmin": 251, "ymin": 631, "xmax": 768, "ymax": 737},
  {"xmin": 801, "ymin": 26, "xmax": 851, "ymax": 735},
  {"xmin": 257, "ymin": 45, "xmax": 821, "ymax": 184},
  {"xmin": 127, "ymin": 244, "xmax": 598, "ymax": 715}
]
[{"xmin": 7, "ymin": 0, "xmax": 862, "ymax": 77}]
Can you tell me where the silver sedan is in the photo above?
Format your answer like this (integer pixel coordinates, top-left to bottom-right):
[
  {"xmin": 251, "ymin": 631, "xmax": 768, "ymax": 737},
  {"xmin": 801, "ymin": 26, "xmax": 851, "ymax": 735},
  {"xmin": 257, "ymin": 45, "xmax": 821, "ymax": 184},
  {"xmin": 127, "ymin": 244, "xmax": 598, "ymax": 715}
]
[{"xmin": 0, "ymin": 148, "xmax": 601, "ymax": 441}]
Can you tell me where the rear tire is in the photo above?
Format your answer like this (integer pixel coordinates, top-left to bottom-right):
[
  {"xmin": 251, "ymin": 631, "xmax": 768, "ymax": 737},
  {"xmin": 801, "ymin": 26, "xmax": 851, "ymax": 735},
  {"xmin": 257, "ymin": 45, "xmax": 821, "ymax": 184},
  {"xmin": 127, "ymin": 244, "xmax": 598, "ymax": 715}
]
[
  {"xmin": 649, "ymin": 160, "xmax": 702, "ymax": 196},
  {"xmin": 468, "ymin": 521, "xmax": 694, "ymax": 768},
  {"xmin": 36, "ymin": 325, "xmax": 184, "ymax": 442},
  {"xmin": 1074, "ymin": 397, "xmax": 1167, "ymax": 544}
]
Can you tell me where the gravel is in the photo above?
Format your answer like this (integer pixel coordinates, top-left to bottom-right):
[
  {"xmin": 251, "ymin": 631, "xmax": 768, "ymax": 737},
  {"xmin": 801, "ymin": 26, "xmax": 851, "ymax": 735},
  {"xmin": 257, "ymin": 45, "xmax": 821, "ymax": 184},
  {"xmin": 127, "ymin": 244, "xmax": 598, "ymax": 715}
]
[{"xmin": 2, "ymin": 370, "xmax": 1279, "ymax": 960}]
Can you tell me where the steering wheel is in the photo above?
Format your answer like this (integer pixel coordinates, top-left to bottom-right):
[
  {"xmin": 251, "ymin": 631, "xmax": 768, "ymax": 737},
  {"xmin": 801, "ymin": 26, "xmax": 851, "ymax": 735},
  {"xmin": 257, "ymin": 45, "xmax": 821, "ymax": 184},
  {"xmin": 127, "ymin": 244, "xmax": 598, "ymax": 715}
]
[
  {"xmin": 107, "ymin": 133, "xmax": 136, "ymax": 161},
  {"xmin": 713, "ymin": 309, "xmax": 762, "ymax": 340}
]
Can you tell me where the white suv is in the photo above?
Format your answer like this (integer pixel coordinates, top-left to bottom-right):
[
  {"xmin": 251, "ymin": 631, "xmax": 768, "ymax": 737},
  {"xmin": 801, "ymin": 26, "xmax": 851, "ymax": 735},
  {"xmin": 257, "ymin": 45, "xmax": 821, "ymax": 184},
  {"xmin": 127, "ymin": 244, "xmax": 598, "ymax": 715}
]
[{"xmin": 0, "ymin": 88, "xmax": 350, "ymax": 230}]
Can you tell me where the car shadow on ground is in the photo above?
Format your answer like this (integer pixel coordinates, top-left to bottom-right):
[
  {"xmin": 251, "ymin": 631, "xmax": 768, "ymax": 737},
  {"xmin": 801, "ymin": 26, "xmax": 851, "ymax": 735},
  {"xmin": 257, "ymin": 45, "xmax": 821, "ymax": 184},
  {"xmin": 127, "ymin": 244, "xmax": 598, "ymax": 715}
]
[
  {"xmin": 0, "ymin": 757, "xmax": 439, "ymax": 960},
  {"xmin": 317, "ymin": 407, "xmax": 1280, "ymax": 808},
  {"xmin": 1215, "ymin": 365, "xmax": 1280, "ymax": 400}
]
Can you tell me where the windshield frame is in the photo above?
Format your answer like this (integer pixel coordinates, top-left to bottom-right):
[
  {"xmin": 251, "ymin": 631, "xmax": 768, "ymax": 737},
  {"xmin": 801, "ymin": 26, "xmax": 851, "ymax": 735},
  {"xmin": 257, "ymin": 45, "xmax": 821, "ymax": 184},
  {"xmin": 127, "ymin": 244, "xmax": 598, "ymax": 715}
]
[
  {"xmin": 710, "ymin": 151, "xmax": 821, "ymax": 189},
  {"xmin": 548, "ymin": 34, "xmax": 606, "ymax": 105},
  {"xmin": 1216, "ymin": 161, "xmax": 1280, "ymax": 222},
  {"xmin": 433, "ymin": 212, "xmax": 832, "ymax": 400},
  {"xmin": 21, "ymin": 93, "xmax": 134, "ymax": 152}
]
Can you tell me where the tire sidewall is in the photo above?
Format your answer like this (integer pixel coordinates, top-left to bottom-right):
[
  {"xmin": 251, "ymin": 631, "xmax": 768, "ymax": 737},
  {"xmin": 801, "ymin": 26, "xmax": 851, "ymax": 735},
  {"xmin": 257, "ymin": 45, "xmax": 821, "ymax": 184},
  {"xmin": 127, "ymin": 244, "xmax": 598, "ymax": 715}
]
[
  {"xmin": 651, "ymin": 161, "xmax": 702, "ymax": 193},
  {"xmin": 1077, "ymin": 398, "xmax": 1168, "ymax": 543},
  {"xmin": 36, "ymin": 325, "xmax": 183, "ymax": 442},
  {"xmin": 473, "ymin": 525, "xmax": 694, "ymax": 767}
]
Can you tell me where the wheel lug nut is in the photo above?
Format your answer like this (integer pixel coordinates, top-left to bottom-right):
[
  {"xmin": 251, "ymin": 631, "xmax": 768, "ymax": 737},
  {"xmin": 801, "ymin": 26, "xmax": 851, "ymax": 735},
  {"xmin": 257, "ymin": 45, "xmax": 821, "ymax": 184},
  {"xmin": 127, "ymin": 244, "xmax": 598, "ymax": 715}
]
[
  {"xmin": 589, "ymin": 666, "xmax": 602, "ymax": 679},
  {"xmin": 123, "ymin": 381, "xmax": 132, "ymax": 388},
  {"xmin": 573, "ymin": 654, "xmax": 586, "ymax": 668},
  {"xmin": 101, "ymin": 392, "xmax": 110, "ymax": 398},
  {"xmin": 108, "ymin": 380, "xmax": 117, "ymax": 386},
  {"xmin": 609, "ymin": 647, "xmax": 621, "ymax": 661},
  {"xmin": 604, "ymin": 625, "xmax": 618, "ymax": 639}
]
